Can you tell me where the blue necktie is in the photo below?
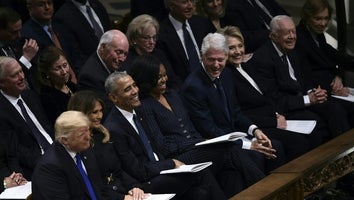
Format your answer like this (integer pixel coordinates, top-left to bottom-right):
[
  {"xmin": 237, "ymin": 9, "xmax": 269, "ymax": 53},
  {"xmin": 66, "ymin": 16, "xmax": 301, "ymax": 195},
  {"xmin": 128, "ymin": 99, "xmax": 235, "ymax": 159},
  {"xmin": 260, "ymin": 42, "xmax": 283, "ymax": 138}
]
[
  {"xmin": 214, "ymin": 78, "xmax": 231, "ymax": 121},
  {"xmin": 75, "ymin": 154, "xmax": 97, "ymax": 200},
  {"xmin": 17, "ymin": 99, "xmax": 51, "ymax": 151},
  {"xmin": 182, "ymin": 22, "xmax": 200, "ymax": 70},
  {"xmin": 86, "ymin": 5, "xmax": 103, "ymax": 38},
  {"xmin": 133, "ymin": 114, "xmax": 156, "ymax": 161}
]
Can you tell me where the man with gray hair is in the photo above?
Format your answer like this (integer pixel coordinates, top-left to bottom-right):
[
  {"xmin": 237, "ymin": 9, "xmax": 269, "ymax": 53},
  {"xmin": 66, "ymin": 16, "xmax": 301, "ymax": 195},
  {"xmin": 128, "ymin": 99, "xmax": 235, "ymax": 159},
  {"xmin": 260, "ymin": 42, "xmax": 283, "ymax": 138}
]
[
  {"xmin": 181, "ymin": 33, "xmax": 285, "ymax": 173},
  {"xmin": 32, "ymin": 111, "xmax": 104, "ymax": 199},
  {"xmin": 249, "ymin": 15, "xmax": 351, "ymax": 138},
  {"xmin": 78, "ymin": 29, "xmax": 129, "ymax": 114},
  {"xmin": 0, "ymin": 56, "xmax": 53, "ymax": 179}
]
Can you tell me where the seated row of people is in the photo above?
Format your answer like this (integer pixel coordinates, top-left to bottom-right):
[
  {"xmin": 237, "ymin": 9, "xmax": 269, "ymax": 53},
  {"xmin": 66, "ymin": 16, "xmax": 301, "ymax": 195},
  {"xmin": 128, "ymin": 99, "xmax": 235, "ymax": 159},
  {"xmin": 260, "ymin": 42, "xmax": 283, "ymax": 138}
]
[{"xmin": 1, "ymin": 0, "xmax": 354, "ymax": 198}]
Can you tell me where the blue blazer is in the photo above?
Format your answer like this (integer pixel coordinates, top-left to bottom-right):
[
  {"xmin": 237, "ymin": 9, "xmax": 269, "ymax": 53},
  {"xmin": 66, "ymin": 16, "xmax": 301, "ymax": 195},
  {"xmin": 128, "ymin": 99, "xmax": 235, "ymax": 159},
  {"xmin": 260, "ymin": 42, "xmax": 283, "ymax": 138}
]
[
  {"xmin": 140, "ymin": 90, "xmax": 204, "ymax": 157},
  {"xmin": 181, "ymin": 66, "xmax": 253, "ymax": 139},
  {"xmin": 103, "ymin": 107, "xmax": 175, "ymax": 182},
  {"xmin": 32, "ymin": 142, "xmax": 103, "ymax": 200}
]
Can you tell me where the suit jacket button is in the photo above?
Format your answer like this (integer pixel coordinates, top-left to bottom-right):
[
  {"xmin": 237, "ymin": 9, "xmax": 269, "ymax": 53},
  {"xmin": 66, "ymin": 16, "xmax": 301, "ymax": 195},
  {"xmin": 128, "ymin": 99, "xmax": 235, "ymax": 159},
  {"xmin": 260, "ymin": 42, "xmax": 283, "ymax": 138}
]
[{"xmin": 112, "ymin": 186, "xmax": 118, "ymax": 190}]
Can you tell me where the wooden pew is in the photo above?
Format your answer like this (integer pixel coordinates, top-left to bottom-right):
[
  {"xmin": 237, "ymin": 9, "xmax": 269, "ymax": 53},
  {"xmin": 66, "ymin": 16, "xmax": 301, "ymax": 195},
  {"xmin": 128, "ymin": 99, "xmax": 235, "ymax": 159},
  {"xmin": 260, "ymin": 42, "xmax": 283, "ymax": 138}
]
[{"xmin": 230, "ymin": 129, "xmax": 354, "ymax": 200}]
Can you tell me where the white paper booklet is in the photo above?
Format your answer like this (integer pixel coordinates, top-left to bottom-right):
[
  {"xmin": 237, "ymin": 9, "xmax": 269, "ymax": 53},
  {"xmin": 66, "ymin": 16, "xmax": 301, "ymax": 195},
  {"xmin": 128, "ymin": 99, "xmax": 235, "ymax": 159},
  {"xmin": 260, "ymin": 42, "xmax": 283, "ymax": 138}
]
[
  {"xmin": 160, "ymin": 162, "xmax": 213, "ymax": 174},
  {"xmin": 0, "ymin": 181, "xmax": 31, "ymax": 199},
  {"xmin": 284, "ymin": 120, "xmax": 317, "ymax": 134},
  {"xmin": 146, "ymin": 193, "xmax": 176, "ymax": 200},
  {"xmin": 195, "ymin": 132, "xmax": 247, "ymax": 146},
  {"xmin": 332, "ymin": 94, "xmax": 354, "ymax": 102}
]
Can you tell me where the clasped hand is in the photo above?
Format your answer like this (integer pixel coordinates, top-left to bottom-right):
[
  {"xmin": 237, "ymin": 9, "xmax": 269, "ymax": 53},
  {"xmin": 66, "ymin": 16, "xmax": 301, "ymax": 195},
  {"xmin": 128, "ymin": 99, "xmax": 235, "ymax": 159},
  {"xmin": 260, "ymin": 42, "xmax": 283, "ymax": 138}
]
[
  {"xmin": 251, "ymin": 130, "xmax": 277, "ymax": 159},
  {"xmin": 309, "ymin": 85, "xmax": 327, "ymax": 104},
  {"xmin": 3, "ymin": 172, "xmax": 27, "ymax": 189}
]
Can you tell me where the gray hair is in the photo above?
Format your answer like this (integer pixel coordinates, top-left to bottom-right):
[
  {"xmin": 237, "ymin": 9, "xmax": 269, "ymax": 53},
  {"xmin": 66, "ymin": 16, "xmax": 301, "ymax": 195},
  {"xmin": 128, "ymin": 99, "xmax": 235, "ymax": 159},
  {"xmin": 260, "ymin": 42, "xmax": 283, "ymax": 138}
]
[
  {"xmin": 104, "ymin": 71, "xmax": 129, "ymax": 94},
  {"xmin": 97, "ymin": 29, "xmax": 126, "ymax": 51},
  {"xmin": 201, "ymin": 33, "xmax": 229, "ymax": 56},
  {"xmin": 126, "ymin": 14, "xmax": 159, "ymax": 47},
  {"xmin": 269, "ymin": 15, "xmax": 294, "ymax": 34},
  {"xmin": 0, "ymin": 56, "xmax": 17, "ymax": 80},
  {"xmin": 54, "ymin": 111, "xmax": 90, "ymax": 142}
]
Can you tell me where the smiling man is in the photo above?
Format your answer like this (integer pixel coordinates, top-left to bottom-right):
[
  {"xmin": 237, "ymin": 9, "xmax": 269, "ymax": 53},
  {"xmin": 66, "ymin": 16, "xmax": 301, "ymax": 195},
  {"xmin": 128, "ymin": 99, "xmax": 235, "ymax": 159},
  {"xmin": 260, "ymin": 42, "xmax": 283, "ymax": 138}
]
[
  {"xmin": 0, "ymin": 56, "xmax": 53, "ymax": 179},
  {"xmin": 249, "ymin": 15, "xmax": 351, "ymax": 138}
]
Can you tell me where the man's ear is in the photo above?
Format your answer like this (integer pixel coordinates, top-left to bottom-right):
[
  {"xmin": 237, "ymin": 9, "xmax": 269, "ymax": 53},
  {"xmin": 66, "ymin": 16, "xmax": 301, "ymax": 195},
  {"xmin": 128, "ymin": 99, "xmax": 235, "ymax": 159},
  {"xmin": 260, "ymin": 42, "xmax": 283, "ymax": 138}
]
[
  {"xmin": 60, "ymin": 137, "xmax": 69, "ymax": 146},
  {"xmin": 108, "ymin": 93, "xmax": 117, "ymax": 103}
]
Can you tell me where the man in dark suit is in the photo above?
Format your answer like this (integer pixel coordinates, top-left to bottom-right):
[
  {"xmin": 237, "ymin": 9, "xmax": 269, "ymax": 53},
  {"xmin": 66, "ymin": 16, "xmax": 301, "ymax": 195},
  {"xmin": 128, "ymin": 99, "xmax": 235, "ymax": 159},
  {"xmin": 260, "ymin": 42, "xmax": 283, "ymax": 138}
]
[
  {"xmin": 0, "ymin": 56, "xmax": 53, "ymax": 179},
  {"xmin": 223, "ymin": 0, "xmax": 288, "ymax": 53},
  {"xmin": 250, "ymin": 15, "xmax": 351, "ymax": 138},
  {"xmin": 53, "ymin": 0, "xmax": 111, "ymax": 74},
  {"xmin": 21, "ymin": 0, "xmax": 77, "ymax": 84},
  {"xmin": 181, "ymin": 33, "xmax": 286, "ymax": 172},
  {"xmin": 78, "ymin": 30, "xmax": 129, "ymax": 115},
  {"xmin": 156, "ymin": 0, "xmax": 216, "ymax": 81},
  {"xmin": 32, "ymin": 111, "xmax": 104, "ymax": 199},
  {"xmin": 0, "ymin": 7, "xmax": 39, "ymax": 89},
  {"xmin": 0, "ymin": 129, "xmax": 27, "ymax": 193},
  {"xmin": 104, "ymin": 71, "xmax": 229, "ymax": 200}
]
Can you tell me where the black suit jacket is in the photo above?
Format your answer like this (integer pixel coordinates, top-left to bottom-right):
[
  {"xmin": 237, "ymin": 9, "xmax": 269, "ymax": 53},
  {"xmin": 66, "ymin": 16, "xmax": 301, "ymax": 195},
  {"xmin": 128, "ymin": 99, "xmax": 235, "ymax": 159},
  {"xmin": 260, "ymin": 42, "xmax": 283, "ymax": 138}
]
[
  {"xmin": 103, "ymin": 107, "xmax": 175, "ymax": 182},
  {"xmin": 249, "ymin": 40, "xmax": 315, "ymax": 113},
  {"xmin": 224, "ymin": 0, "xmax": 288, "ymax": 53},
  {"xmin": 53, "ymin": 0, "xmax": 110, "ymax": 73},
  {"xmin": 0, "ymin": 130, "xmax": 23, "ymax": 192},
  {"xmin": 32, "ymin": 142, "xmax": 104, "ymax": 200},
  {"xmin": 21, "ymin": 18, "xmax": 65, "ymax": 52},
  {"xmin": 295, "ymin": 20, "xmax": 354, "ymax": 92},
  {"xmin": 225, "ymin": 63, "xmax": 278, "ymax": 128},
  {"xmin": 157, "ymin": 15, "xmax": 216, "ymax": 80},
  {"xmin": 181, "ymin": 66, "xmax": 253, "ymax": 139},
  {"xmin": 77, "ymin": 52, "xmax": 112, "ymax": 114},
  {"xmin": 0, "ymin": 90, "xmax": 53, "ymax": 179}
]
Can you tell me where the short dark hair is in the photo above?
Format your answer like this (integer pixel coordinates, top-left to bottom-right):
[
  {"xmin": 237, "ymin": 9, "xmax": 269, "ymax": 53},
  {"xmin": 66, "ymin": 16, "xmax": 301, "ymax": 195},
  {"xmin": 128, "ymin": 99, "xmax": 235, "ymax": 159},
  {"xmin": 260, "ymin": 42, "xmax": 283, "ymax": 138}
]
[
  {"xmin": 128, "ymin": 54, "xmax": 162, "ymax": 98},
  {"xmin": 0, "ymin": 7, "xmax": 21, "ymax": 30}
]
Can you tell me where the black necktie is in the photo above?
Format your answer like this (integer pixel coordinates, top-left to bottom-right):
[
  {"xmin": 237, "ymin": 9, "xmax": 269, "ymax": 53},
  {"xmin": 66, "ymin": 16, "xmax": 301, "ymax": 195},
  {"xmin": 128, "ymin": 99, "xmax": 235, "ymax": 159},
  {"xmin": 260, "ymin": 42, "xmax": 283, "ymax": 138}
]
[
  {"xmin": 86, "ymin": 5, "xmax": 103, "ymax": 38},
  {"xmin": 17, "ymin": 99, "xmax": 51, "ymax": 151},
  {"xmin": 214, "ymin": 78, "xmax": 231, "ymax": 121},
  {"xmin": 75, "ymin": 154, "xmax": 98, "ymax": 200},
  {"xmin": 249, "ymin": 0, "xmax": 272, "ymax": 27},
  {"xmin": 2, "ymin": 45, "xmax": 16, "ymax": 58},
  {"xmin": 133, "ymin": 114, "xmax": 156, "ymax": 161},
  {"xmin": 182, "ymin": 22, "xmax": 200, "ymax": 70}
]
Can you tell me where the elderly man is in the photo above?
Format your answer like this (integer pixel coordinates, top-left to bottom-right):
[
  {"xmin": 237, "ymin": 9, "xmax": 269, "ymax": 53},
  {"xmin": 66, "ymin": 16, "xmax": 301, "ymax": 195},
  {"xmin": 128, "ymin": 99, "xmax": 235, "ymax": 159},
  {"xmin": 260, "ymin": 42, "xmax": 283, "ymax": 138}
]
[
  {"xmin": 0, "ymin": 56, "xmax": 53, "ymax": 179},
  {"xmin": 78, "ymin": 29, "xmax": 129, "ymax": 114},
  {"xmin": 181, "ymin": 33, "xmax": 285, "ymax": 172},
  {"xmin": 32, "ymin": 111, "xmax": 103, "ymax": 199},
  {"xmin": 249, "ymin": 15, "xmax": 351, "ymax": 138}
]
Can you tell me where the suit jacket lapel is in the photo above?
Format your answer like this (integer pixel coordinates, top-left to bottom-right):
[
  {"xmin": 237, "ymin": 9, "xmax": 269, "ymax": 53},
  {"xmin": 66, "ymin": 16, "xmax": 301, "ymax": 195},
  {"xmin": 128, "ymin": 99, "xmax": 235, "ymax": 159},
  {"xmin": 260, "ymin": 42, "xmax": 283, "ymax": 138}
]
[{"xmin": 112, "ymin": 108, "xmax": 149, "ymax": 156}]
